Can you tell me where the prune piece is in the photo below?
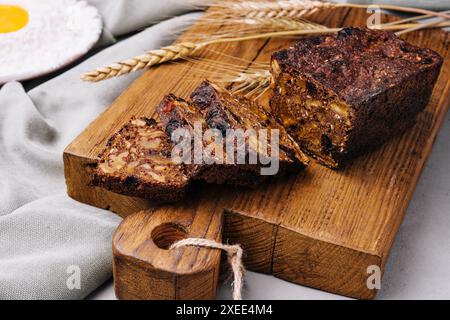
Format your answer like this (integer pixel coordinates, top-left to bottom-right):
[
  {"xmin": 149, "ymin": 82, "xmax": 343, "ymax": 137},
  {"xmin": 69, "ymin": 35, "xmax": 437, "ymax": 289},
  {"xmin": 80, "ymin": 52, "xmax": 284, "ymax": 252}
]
[
  {"xmin": 145, "ymin": 118, "xmax": 157, "ymax": 126},
  {"xmin": 337, "ymin": 27, "xmax": 355, "ymax": 40},
  {"xmin": 123, "ymin": 175, "xmax": 139, "ymax": 187},
  {"xmin": 321, "ymin": 135, "xmax": 333, "ymax": 153},
  {"xmin": 165, "ymin": 119, "xmax": 183, "ymax": 137},
  {"xmin": 206, "ymin": 110, "xmax": 229, "ymax": 136}
]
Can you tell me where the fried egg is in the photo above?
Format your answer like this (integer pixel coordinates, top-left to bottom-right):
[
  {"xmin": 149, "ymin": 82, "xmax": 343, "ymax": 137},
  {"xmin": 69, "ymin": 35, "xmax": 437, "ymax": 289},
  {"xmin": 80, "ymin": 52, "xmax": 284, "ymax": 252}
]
[{"xmin": 0, "ymin": 0, "xmax": 102, "ymax": 83}]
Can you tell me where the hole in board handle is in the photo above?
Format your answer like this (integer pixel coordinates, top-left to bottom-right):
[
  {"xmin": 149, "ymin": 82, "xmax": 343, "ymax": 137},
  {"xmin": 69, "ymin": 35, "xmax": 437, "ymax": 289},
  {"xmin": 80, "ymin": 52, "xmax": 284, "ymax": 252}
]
[{"xmin": 151, "ymin": 222, "xmax": 188, "ymax": 250}]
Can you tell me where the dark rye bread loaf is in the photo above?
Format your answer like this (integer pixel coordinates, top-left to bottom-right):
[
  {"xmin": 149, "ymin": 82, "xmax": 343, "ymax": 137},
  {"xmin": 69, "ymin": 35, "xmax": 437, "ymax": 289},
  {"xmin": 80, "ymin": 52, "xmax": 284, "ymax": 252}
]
[
  {"xmin": 92, "ymin": 83, "xmax": 308, "ymax": 201},
  {"xmin": 270, "ymin": 27, "xmax": 443, "ymax": 168},
  {"xmin": 91, "ymin": 118, "xmax": 192, "ymax": 203}
]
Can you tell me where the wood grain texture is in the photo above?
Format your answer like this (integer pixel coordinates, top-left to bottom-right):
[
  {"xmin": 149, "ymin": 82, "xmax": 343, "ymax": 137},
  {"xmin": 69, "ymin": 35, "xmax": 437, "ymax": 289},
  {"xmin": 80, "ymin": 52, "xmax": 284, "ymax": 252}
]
[{"xmin": 64, "ymin": 7, "xmax": 450, "ymax": 300}]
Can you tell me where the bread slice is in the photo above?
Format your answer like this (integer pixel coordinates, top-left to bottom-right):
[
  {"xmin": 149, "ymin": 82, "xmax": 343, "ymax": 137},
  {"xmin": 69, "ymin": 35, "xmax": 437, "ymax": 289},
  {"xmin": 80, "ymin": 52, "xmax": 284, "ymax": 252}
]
[
  {"xmin": 157, "ymin": 93, "xmax": 263, "ymax": 187},
  {"xmin": 91, "ymin": 117, "xmax": 191, "ymax": 203},
  {"xmin": 191, "ymin": 80, "xmax": 310, "ymax": 170}
]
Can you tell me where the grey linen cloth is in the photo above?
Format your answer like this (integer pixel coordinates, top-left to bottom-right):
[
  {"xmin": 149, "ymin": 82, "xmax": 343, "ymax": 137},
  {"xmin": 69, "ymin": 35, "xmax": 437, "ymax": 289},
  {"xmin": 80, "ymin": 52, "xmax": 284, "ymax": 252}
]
[
  {"xmin": 0, "ymin": 0, "xmax": 448, "ymax": 300},
  {"xmin": 0, "ymin": 0, "xmax": 201, "ymax": 300}
]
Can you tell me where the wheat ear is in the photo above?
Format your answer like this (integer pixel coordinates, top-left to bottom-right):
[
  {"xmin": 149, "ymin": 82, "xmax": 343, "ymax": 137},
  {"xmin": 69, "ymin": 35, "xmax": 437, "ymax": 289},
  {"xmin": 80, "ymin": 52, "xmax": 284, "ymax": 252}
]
[
  {"xmin": 81, "ymin": 42, "xmax": 204, "ymax": 82},
  {"xmin": 216, "ymin": 0, "xmax": 450, "ymax": 20},
  {"xmin": 81, "ymin": 24, "xmax": 336, "ymax": 83},
  {"xmin": 231, "ymin": 70, "xmax": 271, "ymax": 99},
  {"xmin": 209, "ymin": 2, "xmax": 327, "ymax": 19},
  {"xmin": 190, "ymin": 1, "xmax": 450, "ymax": 41},
  {"xmin": 82, "ymin": 18, "xmax": 448, "ymax": 83},
  {"xmin": 217, "ymin": 0, "xmax": 333, "ymax": 18},
  {"xmin": 82, "ymin": 0, "xmax": 450, "ymax": 83}
]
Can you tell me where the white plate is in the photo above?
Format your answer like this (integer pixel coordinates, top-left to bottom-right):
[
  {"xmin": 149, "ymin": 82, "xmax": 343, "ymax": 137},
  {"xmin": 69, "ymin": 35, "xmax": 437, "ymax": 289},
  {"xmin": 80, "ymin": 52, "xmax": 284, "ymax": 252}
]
[{"xmin": 0, "ymin": 0, "xmax": 102, "ymax": 84}]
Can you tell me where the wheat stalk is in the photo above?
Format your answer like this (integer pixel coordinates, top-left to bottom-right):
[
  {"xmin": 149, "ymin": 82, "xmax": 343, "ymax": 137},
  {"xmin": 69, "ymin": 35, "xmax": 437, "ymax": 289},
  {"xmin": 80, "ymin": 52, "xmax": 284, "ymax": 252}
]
[
  {"xmin": 384, "ymin": 9, "xmax": 450, "ymax": 26},
  {"xmin": 396, "ymin": 19, "xmax": 449, "ymax": 35},
  {"xmin": 170, "ymin": 55, "xmax": 271, "ymax": 98},
  {"xmin": 187, "ymin": 17, "xmax": 326, "ymax": 41},
  {"xmin": 231, "ymin": 71, "xmax": 271, "ymax": 99},
  {"xmin": 81, "ymin": 42, "xmax": 205, "ymax": 82},
  {"xmin": 198, "ymin": 16, "xmax": 324, "ymax": 30},
  {"xmin": 390, "ymin": 9, "xmax": 450, "ymax": 35},
  {"xmin": 82, "ymin": 1, "xmax": 450, "ymax": 83},
  {"xmin": 190, "ymin": 2, "xmax": 450, "ymax": 41},
  {"xmin": 188, "ymin": 22, "xmax": 450, "ymax": 96},
  {"xmin": 213, "ymin": 0, "xmax": 450, "ymax": 20},
  {"xmin": 82, "ymin": 18, "xmax": 449, "ymax": 83},
  {"xmin": 82, "ymin": 18, "xmax": 332, "ymax": 83},
  {"xmin": 203, "ymin": 0, "xmax": 450, "ymax": 36}
]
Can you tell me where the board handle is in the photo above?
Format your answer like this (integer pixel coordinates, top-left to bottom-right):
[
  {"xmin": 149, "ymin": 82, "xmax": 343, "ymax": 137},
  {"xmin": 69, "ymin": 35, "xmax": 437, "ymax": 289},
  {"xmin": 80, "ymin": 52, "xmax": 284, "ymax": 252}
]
[{"xmin": 112, "ymin": 200, "xmax": 223, "ymax": 300}]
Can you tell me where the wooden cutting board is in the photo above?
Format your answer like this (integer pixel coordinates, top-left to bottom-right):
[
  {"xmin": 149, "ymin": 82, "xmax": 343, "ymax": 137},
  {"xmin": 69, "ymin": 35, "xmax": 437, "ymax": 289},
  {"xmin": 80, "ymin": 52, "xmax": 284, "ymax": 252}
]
[{"xmin": 64, "ymin": 7, "xmax": 450, "ymax": 300}]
